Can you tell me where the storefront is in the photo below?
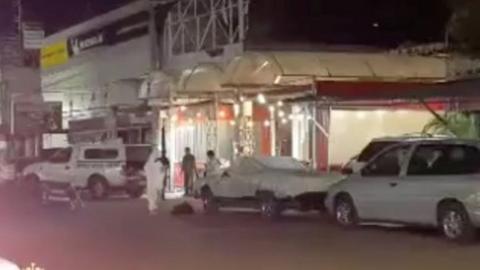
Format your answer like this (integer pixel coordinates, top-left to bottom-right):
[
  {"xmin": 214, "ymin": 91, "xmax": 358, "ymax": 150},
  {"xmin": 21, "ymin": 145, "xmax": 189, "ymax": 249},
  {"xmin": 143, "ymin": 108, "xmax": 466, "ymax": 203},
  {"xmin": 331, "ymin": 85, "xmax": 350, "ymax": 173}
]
[{"xmin": 154, "ymin": 50, "xmax": 480, "ymax": 175}]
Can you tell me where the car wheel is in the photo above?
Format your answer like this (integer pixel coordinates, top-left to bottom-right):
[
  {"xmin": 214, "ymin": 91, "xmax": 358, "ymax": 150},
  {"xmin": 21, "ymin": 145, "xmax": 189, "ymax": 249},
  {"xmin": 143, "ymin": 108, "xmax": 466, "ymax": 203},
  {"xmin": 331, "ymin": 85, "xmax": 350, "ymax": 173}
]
[
  {"xmin": 438, "ymin": 202, "xmax": 476, "ymax": 243},
  {"xmin": 334, "ymin": 194, "xmax": 358, "ymax": 227},
  {"xmin": 201, "ymin": 187, "xmax": 218, "ymax": 214},
  {"xmin": 259, "ymin": 193, "xmax": 282, "ymax": 221},
  {"xmin": 89, "ymin": 177, "xmax": 109, "ymax": 200}
]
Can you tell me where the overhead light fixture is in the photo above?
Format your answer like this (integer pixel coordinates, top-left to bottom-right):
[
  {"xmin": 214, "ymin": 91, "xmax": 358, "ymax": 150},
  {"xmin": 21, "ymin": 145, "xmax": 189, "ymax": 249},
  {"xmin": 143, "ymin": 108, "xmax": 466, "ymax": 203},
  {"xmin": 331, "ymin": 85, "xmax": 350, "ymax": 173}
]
[
  {"xmin": 278, "ymin": 110, "xmax": 285, "ymax": 118},
  {"xmin": 229, "ymin": 120, "xmax": 236, "ymax": 126},
  {"xmin": 281, "ymin": 118, "xmax": 288, "ymax": 125},
  {"xmin": 257, "ymin": 93, "xmax": 266, "ymax": 104},
  {"xmin": 218, "ymin": 110, "xmax": 227, "ymax": 118},
  {"xmin": 264, "ymin": 120, "xmax": 271, "ymax": 127},
  {"xmin": 240, "ymin": 96, "xmax": 246, "ymax": 102},
  {"xmin": 356, "ymin": 112, "xmax": 367, "ymax": 120},
  {"xmin": 288, "ymin": 114, "xmax": 294, "ymax": 120},
  {"xmin": 277, "ymin": 101, "xmax": 284, "ymax": 107},
  {"xmin": 180, "ymin": 106, "xmax": 187, "ymax": 112},
  {"xmin": 274, "ymin": 75, "xmax": 282, "ymax": 84},
  {"xmin": 268, "ymin": 105, "xmax": 275, "ymax": 113},
  {"xmin": 247, "ymin": 121, "xmax": 254, "ymax": 128},
  {"xmin": 196, "ymin": 112, "xmax": 202, "ymax": 118}
]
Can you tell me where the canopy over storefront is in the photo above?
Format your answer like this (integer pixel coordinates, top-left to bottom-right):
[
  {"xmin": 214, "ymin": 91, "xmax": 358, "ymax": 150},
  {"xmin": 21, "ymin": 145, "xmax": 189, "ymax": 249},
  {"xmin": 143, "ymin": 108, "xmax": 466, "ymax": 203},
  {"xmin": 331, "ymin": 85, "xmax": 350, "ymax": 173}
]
[
  {"xmin": 141, "ymin": 51, "xmax": 480, "ymax": 105},
  {"xmin": 223, "ymin": 51, "xmax": 451, "ymax": 87}
]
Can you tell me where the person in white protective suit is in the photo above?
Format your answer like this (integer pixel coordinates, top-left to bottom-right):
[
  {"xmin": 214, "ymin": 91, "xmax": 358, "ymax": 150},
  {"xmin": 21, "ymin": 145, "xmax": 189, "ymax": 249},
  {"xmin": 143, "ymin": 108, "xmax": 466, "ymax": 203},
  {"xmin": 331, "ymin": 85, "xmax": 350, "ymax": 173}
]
[
  {"xmin": 144, "ymin": 147, "xmax": 167, "ymax": 215},
  {"xmin": 205, "ymin": 150, "xmax": 222, "ymax": 177}
]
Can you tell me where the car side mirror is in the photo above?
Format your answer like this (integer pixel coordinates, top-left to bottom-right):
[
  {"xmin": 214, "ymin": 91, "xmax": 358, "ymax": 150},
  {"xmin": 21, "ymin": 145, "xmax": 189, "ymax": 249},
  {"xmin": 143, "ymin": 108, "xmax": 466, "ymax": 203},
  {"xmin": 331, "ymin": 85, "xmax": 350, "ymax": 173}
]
[{"xmin": 222, "ymin": 171, "xmax": 230, "ymax": 178}]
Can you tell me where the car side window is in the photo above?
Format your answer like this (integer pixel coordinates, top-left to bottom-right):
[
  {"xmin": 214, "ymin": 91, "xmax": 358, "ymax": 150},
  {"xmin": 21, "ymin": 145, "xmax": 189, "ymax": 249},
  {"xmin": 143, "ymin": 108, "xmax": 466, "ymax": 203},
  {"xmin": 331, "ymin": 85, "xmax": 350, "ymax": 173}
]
[
  {"xmin": 407, "ymin": 144, "xmax": 480, "ymax": 176},
  {"xmin": 84, "ymin": 149, "xmax": 119, "ymax": 160},
  {"xmin": 362, "ymin": 145, "xmax": 411, "ymax": 177},
  {"xmin": 49, "ymin": 148, "xmax": 72, "ymax": 164}
]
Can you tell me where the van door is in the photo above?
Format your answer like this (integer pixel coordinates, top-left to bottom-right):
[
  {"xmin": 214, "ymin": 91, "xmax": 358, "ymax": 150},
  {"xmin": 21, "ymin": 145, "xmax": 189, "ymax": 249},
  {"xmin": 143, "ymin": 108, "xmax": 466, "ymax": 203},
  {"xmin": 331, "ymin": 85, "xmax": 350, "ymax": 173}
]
[{"xmin": 43, "ymin": 147, "xmax": 73, "ymax": 186}]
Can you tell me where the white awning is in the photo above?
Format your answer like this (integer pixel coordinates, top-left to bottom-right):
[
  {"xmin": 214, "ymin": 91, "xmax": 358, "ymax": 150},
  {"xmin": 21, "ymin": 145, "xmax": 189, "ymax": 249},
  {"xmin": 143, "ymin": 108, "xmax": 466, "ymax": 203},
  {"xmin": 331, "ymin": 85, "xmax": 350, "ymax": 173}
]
[
  {"xmin": 222, "ymin": 51, "xmax": 451, "ymax": 88},
  {"xmin": 177, "ymin": 63, "xmax": 224, "ymax": 93}
]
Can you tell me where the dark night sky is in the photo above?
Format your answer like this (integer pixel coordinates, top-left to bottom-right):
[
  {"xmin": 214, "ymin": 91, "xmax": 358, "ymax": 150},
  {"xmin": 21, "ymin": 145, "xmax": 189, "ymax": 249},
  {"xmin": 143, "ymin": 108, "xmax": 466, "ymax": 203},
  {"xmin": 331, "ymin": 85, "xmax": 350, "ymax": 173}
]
[{"xmin": 1, "ymin": 0, "xmax": 452, "ymax": 48}]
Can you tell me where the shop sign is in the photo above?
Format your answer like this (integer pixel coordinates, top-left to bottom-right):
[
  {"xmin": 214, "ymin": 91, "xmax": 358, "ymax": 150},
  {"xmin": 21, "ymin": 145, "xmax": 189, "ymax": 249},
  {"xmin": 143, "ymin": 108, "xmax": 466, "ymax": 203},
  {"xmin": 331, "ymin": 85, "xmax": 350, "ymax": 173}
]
[
  {"xmin": 68, "ymin": 11, "xmax": 150, "ymax": 56},
  {"xmin": 22, "ymin": 22, "xmax": 45, "ymax": 50},
  {"xmin": 40, "ymin": 41, "xmax": 69, "ymax": 69},
  {"xmin": 69, "ymin": 30, "xmax": 105, "ymax": 55}
]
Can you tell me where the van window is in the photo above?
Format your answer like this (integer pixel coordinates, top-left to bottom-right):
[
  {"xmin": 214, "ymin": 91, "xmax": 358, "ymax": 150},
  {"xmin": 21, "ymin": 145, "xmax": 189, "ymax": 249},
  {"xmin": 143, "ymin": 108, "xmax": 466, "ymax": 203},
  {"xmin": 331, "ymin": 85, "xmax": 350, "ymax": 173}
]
[
  {"xmin": 84, "ymin": 149, "xmax": 119, "ymax": 160},
  {"xmin": 358, "ymin": 141, "xmax": 397, "ymax": 162},
  {"xmin": 407, "ymin": 144, "xmax": 480, "ymax": 176},
  {"xmin": 362, "ymin": 144, "xmax": 411, "ymax": 177}
]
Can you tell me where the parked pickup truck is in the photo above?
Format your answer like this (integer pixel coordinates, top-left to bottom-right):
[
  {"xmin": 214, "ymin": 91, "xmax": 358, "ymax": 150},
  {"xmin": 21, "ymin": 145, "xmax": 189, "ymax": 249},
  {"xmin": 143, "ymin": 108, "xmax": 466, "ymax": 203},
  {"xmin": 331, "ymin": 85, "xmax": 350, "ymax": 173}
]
[
  {"xmin": 194, "ymin": 156, "xmax": 344, "ymax": 220},
  {"xmin": 22, "ymin": 140, "xmax": 150, "ymax": 199}
]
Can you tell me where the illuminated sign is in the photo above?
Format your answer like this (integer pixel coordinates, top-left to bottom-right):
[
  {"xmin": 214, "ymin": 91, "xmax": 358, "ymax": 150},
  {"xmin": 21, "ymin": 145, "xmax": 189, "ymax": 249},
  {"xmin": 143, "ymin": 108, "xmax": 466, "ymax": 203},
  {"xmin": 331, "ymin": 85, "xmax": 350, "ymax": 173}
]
[{"xmin": 40, "ymin": 41, "xmax": 69, "ymax": 69}]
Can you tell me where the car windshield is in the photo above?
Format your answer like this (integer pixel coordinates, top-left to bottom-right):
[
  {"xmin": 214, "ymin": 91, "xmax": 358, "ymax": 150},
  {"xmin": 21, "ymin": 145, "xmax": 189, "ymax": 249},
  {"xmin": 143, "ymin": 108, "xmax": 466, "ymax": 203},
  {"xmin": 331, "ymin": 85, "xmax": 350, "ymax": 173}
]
[{"xmin": 358, "ymin": 141, "xmax": 398, "ymax": 162}]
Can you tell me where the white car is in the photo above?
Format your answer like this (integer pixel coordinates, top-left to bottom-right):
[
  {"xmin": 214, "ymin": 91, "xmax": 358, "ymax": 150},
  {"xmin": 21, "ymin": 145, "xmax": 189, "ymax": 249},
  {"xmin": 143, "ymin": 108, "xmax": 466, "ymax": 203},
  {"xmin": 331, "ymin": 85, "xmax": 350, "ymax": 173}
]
[
  {"xmin": 194, "ymin": 156, "xmax": 343, "ymax": 219},
  {"xmin": 0, "ymin": 162, "xmax": 15, "ymax": 186},
  {"xmin": 22, "ymin": 140, "xmax": 148, "ymax": 199},
  {"xmin": 326, "ymin": 138, "xmax": 480, "ymax": 242}
]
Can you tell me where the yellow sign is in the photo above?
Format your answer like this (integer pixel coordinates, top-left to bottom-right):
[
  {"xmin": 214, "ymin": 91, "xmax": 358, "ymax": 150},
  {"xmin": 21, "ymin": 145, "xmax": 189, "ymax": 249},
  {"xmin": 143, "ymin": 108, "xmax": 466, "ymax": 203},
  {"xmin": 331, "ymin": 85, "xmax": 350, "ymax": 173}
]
[{"xmin": 41, "ymin": 41, "xmax": 69, "ymax": 69}]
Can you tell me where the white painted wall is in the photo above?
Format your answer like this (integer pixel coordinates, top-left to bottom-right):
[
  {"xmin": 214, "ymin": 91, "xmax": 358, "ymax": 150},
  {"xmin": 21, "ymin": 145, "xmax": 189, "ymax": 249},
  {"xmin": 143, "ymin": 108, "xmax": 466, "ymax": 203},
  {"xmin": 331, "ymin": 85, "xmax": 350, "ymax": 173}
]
[
  {"xmin": 42, "ymin": 134, "xmax": 69, "ymax": 149},
  {"xmin": 328, "ymin": 109, "xmax": 436, "ymax": 166}
]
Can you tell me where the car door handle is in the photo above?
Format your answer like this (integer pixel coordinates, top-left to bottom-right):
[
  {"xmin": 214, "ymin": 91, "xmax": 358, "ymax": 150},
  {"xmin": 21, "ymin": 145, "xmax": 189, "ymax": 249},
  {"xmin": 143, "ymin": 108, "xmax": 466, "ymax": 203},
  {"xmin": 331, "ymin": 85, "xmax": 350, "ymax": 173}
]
[{"xmin": 389, "ymin": 182, "xmax": 398, "ymax": 187}]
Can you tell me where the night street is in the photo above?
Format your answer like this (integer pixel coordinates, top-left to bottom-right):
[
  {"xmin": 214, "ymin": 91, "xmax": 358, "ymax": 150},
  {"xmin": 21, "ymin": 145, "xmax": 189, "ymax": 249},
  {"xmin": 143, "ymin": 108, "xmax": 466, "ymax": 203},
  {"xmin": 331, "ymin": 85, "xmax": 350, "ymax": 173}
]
[{"xmin": 0, "ymin": 188, "xmax": 479, "ymax": 270}]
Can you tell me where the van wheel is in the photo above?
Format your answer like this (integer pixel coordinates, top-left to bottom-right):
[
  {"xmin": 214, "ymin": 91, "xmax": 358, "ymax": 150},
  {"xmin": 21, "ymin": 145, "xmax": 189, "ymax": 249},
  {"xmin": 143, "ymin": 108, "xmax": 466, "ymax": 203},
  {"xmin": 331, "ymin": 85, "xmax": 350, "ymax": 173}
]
[
  {"xmin": 334, "ymin": 194, "xmax": 358, "ymax": 228},
  {"xmin": 89, "ymin": 177, "xmax": 109, "ymax": 200},
  {"xmin": 258, "ymin": 192, "xmax": 282, "ymax": 221},
  {"xmin": 438, "ymin": 202, "xmax": 476, "ymax": 243}
]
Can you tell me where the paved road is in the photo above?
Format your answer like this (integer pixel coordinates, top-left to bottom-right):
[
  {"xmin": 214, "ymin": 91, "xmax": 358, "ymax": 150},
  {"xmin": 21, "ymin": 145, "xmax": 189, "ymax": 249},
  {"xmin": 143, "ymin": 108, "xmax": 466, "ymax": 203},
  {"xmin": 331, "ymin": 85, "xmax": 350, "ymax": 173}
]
[{"xmin": 1, "ymin": 187, "xmax": 480, "ymax": 270}]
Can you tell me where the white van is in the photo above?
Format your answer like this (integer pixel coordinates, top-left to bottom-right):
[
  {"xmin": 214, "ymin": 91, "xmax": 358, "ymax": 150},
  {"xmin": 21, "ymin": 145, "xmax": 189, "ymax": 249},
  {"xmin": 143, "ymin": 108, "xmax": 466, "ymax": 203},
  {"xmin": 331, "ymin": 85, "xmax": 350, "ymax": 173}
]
[{"xmin": 22, "ymin": 140, "xmax": 149, "ymax": 199}]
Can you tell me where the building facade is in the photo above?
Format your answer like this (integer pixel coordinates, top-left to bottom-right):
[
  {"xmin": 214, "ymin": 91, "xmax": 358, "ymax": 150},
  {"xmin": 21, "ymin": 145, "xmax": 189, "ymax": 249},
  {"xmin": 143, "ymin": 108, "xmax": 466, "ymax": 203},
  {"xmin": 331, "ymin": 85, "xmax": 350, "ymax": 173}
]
[{"xmin": 41, "ymin": 0, "xmax": 480, "ymax": 192}]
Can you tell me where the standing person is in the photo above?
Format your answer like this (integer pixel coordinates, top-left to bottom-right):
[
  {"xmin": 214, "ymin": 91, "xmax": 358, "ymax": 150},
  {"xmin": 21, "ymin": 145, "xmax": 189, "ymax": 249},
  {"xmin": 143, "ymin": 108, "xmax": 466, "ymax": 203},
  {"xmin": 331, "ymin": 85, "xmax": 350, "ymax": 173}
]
[
  {"xmin": 144, "ymin": 147, "xmax": 165, "ymax": 215},
  {"xmin": 156, "ymin": 151, "xmax": 170, "ymax": 201},
  {"xmin": 181, "ymin": 147, "xmax": 197, "ymax": 196},
  {"xmin": 205, "ymin": 150, "xmax": 221, "ymax": 177}
]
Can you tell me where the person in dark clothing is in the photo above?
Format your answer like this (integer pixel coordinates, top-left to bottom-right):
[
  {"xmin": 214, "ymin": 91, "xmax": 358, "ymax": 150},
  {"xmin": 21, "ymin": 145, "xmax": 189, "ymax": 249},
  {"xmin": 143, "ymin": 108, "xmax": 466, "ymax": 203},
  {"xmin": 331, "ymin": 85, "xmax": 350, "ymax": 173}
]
[{"xmin": 182, "ymin": 147, "xmax": 197, "ymax": 196}]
